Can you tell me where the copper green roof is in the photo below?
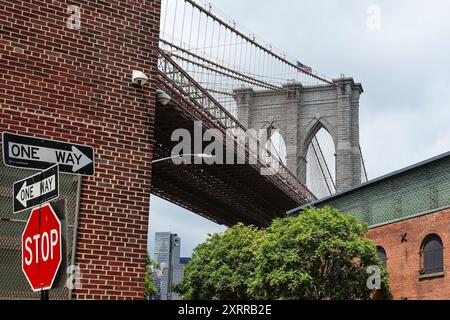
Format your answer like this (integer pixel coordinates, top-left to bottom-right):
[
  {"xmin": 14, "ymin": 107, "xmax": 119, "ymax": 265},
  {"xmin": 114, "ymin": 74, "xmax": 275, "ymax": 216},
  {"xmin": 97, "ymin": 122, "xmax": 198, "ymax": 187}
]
[{"xmin": 287, "ymin": 151, "xmax": 450, "ymax": 227}]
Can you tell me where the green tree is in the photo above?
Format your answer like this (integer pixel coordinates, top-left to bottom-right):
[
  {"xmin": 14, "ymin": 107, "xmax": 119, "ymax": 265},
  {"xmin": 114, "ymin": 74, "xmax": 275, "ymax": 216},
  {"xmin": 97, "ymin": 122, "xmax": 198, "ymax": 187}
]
[
  {"xmin": 175, "ymin": 224, "xmax": 264, "ymax": 300},
  {"xmin": 176, "ymin": 207, "xmax": 390, "ymax": 300},
  {"xmin": 144, "ymin": 254, "xmax": 158, "ymax": 299},
  {"xmin": 249, "ymin": 206, "xmax": 390, "ymax": 300}
]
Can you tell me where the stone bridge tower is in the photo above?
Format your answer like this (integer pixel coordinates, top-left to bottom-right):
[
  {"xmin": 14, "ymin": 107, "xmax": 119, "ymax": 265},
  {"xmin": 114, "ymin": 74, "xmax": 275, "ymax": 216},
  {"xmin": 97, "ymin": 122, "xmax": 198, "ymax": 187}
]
[{"xmin": 234, "ymin": 77, "xmax": 363, "ymax": 193}]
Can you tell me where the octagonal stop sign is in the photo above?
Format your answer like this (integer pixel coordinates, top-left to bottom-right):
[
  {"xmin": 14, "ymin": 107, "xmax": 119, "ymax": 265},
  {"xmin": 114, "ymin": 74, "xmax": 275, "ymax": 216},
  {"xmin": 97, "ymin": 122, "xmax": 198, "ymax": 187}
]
[{"xmin": 22, "ymin": 203, "xmax": 62, "ymax": 291}]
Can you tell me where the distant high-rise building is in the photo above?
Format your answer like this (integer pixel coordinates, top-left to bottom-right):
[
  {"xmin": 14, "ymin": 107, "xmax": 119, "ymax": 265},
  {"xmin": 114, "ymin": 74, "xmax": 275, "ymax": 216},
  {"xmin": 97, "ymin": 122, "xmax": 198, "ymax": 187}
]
[
  {"xmin": 150, "ymin": 269, "xmax": 162, "ymax": 300},
  {"xmin": 170, "ymin": 257, "xmax": 191, "ymax": 299},
  {"xmin": 154, "ymin": 232, "xmax": 180, "ymax": 267},
  {"xmin": 153, "ymin": 232, "xmax": 187, "ymax": 300}
]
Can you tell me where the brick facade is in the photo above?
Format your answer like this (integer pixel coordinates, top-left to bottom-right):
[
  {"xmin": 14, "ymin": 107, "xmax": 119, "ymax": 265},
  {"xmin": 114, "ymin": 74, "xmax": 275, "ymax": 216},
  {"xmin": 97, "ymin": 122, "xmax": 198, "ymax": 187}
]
[
  {"xmin": 369, "ymin": 209, "xmax": 450, "ymax": 300},
  {"xmin": 0, "ymin": 0, "xmax": 161, "ymax": 299}
]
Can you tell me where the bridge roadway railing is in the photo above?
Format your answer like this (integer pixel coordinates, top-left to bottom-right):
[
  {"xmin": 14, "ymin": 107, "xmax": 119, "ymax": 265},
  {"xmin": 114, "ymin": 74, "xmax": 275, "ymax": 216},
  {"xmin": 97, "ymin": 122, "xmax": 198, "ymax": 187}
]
[{"xmin": 156, "ymin": 49, "xmax": 316, "ymax": 204}]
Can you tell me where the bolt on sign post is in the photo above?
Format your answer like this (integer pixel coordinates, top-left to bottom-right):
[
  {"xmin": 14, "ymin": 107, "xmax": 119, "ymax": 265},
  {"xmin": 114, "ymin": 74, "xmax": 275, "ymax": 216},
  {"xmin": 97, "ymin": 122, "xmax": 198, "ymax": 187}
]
[{"xmin": 21, "ymin": 203, "xmax": 63, "ymax": 297}]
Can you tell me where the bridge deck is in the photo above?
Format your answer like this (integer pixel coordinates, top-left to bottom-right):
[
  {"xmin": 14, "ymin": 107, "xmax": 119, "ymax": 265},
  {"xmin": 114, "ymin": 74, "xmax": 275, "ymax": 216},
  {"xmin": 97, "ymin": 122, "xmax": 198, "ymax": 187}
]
[{"xmin": 151, "ymin": 50, "xmax": 315, "ymax": 227}]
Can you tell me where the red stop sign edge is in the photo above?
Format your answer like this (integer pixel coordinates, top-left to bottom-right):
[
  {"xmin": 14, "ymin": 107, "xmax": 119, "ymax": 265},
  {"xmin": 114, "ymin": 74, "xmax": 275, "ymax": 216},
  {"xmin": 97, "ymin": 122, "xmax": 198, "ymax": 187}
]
[{"xmin": 21, "ymin": 203, "xmax": 62, "ymax": 292}]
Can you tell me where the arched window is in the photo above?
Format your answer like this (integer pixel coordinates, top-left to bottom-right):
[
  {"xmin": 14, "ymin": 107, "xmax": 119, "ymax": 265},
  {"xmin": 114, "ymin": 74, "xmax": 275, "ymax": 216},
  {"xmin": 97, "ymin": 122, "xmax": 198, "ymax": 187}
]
[
  {"xmin": 376, "ymin": 246, "xmax": 387, "ymax": 266},
  {"xmin": 421, "ymin": 234, "xmax": 444, "ymax": 275}
]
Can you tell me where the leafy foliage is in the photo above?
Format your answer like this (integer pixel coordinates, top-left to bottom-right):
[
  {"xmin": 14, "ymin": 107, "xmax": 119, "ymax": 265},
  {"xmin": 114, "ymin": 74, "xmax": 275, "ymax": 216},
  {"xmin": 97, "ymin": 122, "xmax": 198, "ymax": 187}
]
[
  {"xmin": 144, "ymin": 254, "xmax": 159, "ymax": 299},
  {"xmin": 176, "ymin": 207, "xmax": 390, "ymax": 300},
  {"xmin": 175, "ymin": 224, "xmax": 264, "ymax": 300},
  {"xmin": 250, "ymin": 206, "xmax": 390, "ymax": 299}
]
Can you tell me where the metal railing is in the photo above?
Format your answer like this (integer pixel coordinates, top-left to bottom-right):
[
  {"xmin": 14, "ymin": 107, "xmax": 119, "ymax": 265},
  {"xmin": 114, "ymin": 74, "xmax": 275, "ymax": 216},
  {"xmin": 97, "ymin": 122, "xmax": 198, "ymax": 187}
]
[{"xmin": 157, "ymin": 49, "xmax": 316, "ymax": 204}]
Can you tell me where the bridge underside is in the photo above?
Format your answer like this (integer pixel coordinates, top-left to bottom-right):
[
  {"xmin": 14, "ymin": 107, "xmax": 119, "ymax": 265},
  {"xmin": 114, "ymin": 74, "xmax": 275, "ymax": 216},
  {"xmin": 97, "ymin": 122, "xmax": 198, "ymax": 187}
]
[
  {"xmin": 150, "ymin": 51, "xmax": 315, "ymax": 227},
  {"xmin": 151, "ymin": 103, "xmax": 304, "ymax": 227}
]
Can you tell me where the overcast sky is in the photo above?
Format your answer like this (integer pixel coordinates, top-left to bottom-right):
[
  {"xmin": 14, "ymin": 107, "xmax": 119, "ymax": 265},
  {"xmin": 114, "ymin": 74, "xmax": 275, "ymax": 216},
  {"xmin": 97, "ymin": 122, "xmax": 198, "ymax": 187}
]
[{"xmin": 148, "ymin": 0, "xmax": 450, "ymax": 257}]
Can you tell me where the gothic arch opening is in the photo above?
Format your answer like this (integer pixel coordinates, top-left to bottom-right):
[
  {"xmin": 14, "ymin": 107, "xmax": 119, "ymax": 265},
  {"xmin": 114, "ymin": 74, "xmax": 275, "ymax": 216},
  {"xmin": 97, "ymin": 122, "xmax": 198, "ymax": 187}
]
[
  {"xmin": 306, "ymin": 128, "xmax": 336, "ymax": 199},
  {"xmin": 266, "ymin": 130, "xmax": 287, "ymax": 166}
]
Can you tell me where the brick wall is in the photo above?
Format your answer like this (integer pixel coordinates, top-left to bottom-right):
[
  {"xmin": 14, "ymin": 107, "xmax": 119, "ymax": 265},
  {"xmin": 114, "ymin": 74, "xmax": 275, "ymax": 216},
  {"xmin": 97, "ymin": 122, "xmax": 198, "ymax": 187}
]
[
  {"xmin": 0, "ymin": 0, "xmax": 161, "ymax": 299},
  {"xmin": 369, "ymin": 209, "xmax": 450, "ymax": 300}
]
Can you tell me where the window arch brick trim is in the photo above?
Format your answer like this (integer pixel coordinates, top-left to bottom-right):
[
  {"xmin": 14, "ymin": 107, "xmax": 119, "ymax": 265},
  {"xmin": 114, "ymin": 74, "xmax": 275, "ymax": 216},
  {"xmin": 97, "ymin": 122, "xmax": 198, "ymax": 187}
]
[{"xmin": 420, "ymin": 234, "xmax": 444, "ymax": 275}]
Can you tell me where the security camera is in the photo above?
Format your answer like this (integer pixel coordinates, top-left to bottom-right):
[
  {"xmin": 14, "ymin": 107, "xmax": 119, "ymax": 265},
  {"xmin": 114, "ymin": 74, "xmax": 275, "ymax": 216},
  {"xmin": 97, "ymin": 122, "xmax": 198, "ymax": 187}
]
[
  {"xmin": 156, "ymin": 89, "xmax": 171, "ymax": 106},
  {"xmin": 132, "ymin": 70, "xmax": 149, "ymax": 86}
]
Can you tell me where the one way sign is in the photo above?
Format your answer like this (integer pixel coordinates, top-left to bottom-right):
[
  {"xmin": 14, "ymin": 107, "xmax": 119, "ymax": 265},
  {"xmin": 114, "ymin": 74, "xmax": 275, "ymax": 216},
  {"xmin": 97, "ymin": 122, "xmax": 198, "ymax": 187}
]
[
  {"xmin": 13, "ymin": 164, "xmax": 59, "ymax": 213},
  {"xmin": 2, "ymin": 132, "xmax": 95, "ymax": 176}
]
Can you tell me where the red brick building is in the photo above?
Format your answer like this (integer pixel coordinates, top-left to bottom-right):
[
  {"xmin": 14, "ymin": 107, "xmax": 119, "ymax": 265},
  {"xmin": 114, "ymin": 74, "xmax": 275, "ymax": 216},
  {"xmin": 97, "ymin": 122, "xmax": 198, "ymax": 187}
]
[
  {"xmin": 289, "ymin": 152, "xmax": 450, "ymax": 300},
  {"xmin": 369, "ymin": 209, "xmax": 450, "ymax": 299},
  {"xmin": 0, "ymin": 0, "xmax": 161, "ymax": 299}
]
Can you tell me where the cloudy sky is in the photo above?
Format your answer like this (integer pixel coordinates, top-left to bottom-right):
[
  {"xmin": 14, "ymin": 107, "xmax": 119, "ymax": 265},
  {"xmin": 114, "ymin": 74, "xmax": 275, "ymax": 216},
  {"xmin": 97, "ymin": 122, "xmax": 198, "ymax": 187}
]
[{"xmin": 148, "ymin": 0, "xmax": 450, "ymax": 257}]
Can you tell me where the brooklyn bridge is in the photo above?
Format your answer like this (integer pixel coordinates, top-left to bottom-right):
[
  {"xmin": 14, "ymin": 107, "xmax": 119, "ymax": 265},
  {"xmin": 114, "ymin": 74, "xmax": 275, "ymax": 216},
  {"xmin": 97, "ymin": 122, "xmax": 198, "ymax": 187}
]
[{"xmin": 152, "ymin": 0, "xmax": 368, "ymax": 226}]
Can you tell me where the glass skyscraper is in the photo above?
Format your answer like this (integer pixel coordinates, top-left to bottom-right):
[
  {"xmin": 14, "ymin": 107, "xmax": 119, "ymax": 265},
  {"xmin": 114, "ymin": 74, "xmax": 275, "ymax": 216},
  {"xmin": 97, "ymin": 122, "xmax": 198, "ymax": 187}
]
[{"xmin": 153, "ymin": 232, "xmax": 188, "ymax": 300}]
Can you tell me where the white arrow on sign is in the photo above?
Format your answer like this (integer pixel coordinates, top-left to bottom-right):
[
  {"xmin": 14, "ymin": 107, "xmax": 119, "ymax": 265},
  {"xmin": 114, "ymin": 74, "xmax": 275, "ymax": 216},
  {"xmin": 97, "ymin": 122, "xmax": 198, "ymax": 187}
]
[
  {"xmin": 16, "ymin": 175, "xmax": 56, "ymax": 208},
  {"xmin": 8, "ymin": 143, "xmax": 92, "ymax": 172}
]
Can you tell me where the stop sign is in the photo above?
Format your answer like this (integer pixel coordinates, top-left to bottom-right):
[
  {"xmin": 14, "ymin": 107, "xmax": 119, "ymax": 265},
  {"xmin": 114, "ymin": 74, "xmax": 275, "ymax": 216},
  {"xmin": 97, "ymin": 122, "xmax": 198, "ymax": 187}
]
[{"xmin": 21, "ymin": 203, "xmax": 62, "ymax": 291}]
